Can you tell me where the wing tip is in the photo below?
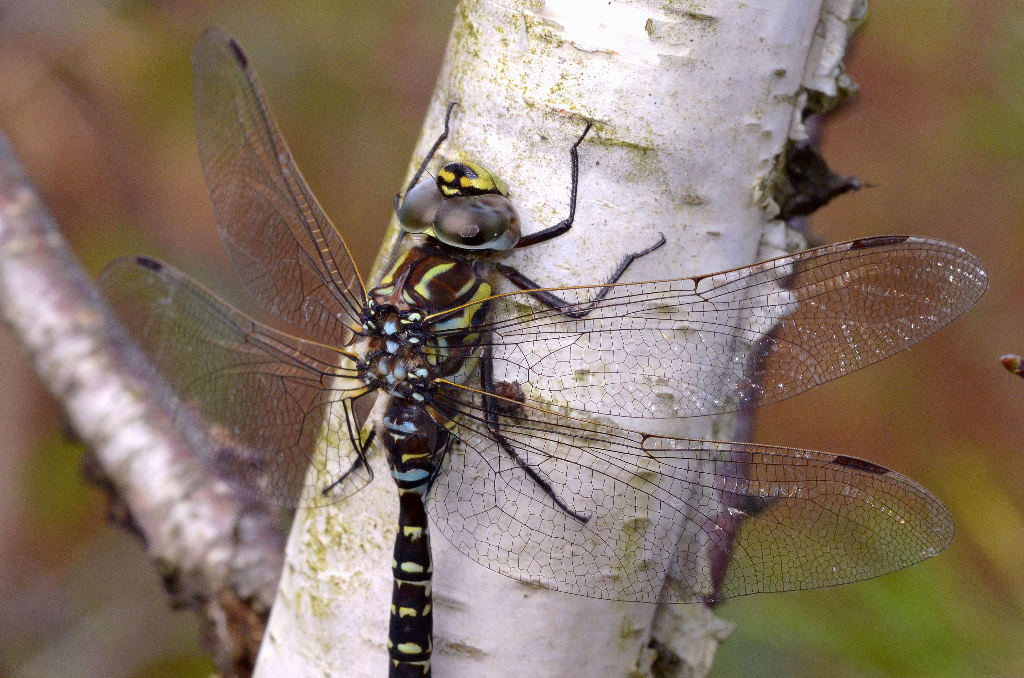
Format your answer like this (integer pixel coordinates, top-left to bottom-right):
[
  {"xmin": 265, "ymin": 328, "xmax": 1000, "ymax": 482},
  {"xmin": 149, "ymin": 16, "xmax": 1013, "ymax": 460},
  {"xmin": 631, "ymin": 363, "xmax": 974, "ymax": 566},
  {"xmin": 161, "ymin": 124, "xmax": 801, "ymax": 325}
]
[
  {"xmin": 195, "ymin": 27, "xmax": 248, "ymax": 68},
  {"xmin": 830, "ymin": 454, "xmax": 889, "ymax": 475},
  {"xmin": 135, "ymin": 256, "xmax": 163, "ymax": 272},
  {"xmin": 849, "ymin": 234, "xmax": 911, "ymax": 250},
  {"xmin": 227, "ymin": 37, "xmax": 249, "ymax": 68}
]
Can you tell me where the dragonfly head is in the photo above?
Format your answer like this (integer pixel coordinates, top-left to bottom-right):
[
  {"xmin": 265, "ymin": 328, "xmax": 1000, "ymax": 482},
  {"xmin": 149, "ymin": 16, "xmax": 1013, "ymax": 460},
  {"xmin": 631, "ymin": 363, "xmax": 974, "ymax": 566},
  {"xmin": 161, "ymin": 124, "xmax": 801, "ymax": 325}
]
[{"xmin": 397, "ymin": 161, "xmax": 521, "ymax": 251}]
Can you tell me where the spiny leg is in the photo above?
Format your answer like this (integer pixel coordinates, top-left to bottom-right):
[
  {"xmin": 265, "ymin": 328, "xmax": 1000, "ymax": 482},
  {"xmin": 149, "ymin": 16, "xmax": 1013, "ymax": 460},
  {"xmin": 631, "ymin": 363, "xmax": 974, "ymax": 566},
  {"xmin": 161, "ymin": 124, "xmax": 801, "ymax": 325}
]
[
  {"xmin": 505, "ymin": 119, "xmax": 666, "ymax": 315},
  {"xmin": 393, "ymin": 101, "xmax": 459, "ymax": 217},
  {"xmin": 387, "ymin": 102, "xmax": 457, "ymax": 266},
  {"xmin": 496, "ymin": 233, "xmax": 666, "ymax": 319},
  {"xmin": 514, "ymin": 121, "xmax": 592, "ymax": 248},
  {"xmin": 319, "ymin": 400, "xmax": 377, "ymax": 498},
  {"xmin": 479, "ymin": 341, "xmax": 589, "ymax": 523}
]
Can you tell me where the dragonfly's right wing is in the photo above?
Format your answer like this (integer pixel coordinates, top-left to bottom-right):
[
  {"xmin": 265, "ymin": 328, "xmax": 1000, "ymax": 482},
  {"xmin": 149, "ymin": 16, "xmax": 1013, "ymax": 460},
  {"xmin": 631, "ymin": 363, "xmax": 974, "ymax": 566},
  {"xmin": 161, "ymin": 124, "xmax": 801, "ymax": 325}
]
[
  {"xmin": 428, "ymin": 386, "xmax": 952, "ymax": 603},
  {"xmin": 193, "ymin": 28, "xmax": 367, "ymax": 347},
  {"xmin": 100, "ymin": 256, "xmax": 375, "ymax": 508},
  {"xmin": 469, "ymin": 236, "xmax": 987, "ymax": 421}
]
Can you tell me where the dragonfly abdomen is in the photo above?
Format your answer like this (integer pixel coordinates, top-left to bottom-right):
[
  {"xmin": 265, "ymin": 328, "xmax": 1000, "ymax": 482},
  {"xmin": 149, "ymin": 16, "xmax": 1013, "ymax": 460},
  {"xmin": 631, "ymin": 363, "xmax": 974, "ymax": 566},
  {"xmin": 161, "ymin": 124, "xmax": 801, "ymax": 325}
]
[
  {"xmin": 382, "ymin": 398, "xmax": 447, "ymax": 678},
  {"xmin": 367, "ymin": 242, "xmax": 498, "ymax": 676}
]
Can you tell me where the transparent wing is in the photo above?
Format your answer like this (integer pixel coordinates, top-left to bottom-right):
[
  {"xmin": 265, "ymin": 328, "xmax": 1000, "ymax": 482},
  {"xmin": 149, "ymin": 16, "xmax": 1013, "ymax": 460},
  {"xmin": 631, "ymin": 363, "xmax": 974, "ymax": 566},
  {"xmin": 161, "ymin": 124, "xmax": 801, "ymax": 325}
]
[
  {"xmin": 473, "ymin": 236, "xmax": 987, "ymax": 421},
  {"xmin": 193, "ymin": 28, "xmax": 366, "ymax": 346},
  {"xmin": 100, "ymin": 256, "xmax": 375, "ymax": 507},
  {"xmin": 428, "ymin": 386, "xmax": 952, "ymax": 602}
]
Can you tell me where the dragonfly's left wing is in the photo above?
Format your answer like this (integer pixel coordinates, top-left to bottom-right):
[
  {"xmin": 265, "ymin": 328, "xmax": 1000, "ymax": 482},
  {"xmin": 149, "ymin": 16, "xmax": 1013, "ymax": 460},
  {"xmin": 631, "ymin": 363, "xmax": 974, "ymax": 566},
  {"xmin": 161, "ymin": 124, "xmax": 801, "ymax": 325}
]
[
  {"xmin": 469, "ymin": 236, "xmax": 986, "ymax": 421},
  {"xmin": 427, "ymin": 386, "xmax": 952, "ymax": 602},
  {"xmin": 193, "ymin": 28, "xmax": 367, "ymax": 347},
  {"xmin": 100, "ymin": 256, "xmax": 375, "ymax": 507}
]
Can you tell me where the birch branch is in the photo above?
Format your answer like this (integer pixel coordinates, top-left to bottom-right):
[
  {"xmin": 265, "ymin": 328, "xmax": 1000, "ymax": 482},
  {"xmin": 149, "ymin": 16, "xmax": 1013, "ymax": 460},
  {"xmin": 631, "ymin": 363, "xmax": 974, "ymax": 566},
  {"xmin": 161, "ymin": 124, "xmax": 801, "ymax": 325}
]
[
  {"xmin": 0, "ymin": 129, "xmax": 282, "ymax": 677},
  {"xmin": 257, "ymin": 1, "xmax": 865, "ymax": 677}
]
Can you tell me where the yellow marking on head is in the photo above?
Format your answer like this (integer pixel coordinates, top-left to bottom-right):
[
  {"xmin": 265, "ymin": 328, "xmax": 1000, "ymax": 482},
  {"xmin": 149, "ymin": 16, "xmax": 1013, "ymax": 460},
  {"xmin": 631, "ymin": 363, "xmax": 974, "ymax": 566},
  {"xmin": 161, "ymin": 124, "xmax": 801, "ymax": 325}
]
[
  {"xmin": 459, "ymin": 161, "xmax": 506, "ymax": 195},
  {"xmin": 437, "ymin": 161, "xmax": 509, "ymax": 198}
]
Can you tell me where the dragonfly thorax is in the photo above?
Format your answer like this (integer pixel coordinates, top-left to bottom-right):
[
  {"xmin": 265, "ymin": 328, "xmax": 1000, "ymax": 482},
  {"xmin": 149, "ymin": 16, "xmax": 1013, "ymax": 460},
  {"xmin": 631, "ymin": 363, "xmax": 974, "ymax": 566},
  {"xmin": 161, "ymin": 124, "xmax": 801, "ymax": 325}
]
[
  {"xmin": 359, "ymin": 306, "xmax": 435, "ymax": 400},
  {"xmin": 359, "ymin": 243, "xmax": 494, "ymax": 403}
]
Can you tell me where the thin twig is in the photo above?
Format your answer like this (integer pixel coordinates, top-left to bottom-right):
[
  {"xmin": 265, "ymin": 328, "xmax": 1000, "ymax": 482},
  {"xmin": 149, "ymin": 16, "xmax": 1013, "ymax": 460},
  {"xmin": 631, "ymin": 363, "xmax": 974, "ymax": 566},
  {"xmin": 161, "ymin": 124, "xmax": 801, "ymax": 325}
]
[{"xmin": 0, "ymin": 129, "xmax": 283, "ymax": 677}]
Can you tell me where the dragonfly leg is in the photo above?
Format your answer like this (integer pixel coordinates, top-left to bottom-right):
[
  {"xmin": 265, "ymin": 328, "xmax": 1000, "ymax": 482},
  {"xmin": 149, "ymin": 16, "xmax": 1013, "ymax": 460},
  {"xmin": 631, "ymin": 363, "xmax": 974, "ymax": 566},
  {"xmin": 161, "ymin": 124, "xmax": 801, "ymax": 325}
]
[
  {"xmin": 479, "ymin": 342, "xmax": 589, "ymax": 523},
  {"xmin": 496, "ymin": 233, "xmax": 666, "ymax": 319},
  {"xmin": 514, "ymin": 122, "xmax": 592, "ymax": 249},
  {"xmin": 392, "ymin": 101, "xmax": 459, "ymax": 217},
  {"xmin": 319, "ymin": 418, "xmax": 376, "ymax": 498}
]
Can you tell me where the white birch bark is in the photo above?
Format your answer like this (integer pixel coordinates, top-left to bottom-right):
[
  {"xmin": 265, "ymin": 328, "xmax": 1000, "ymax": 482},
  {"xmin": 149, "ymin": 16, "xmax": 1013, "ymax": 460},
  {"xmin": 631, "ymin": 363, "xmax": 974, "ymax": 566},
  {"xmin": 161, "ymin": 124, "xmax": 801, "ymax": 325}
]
[{"xmin": 256, "ymin": 0, "xmax": 865, "ymax": 676}]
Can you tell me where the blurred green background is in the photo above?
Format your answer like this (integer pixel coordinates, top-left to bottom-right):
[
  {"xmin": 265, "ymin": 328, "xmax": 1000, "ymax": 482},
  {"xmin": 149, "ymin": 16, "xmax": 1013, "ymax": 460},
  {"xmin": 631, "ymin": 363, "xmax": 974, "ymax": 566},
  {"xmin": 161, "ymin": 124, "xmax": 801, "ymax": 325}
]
[{"xmin": 1, "ymin": 2, "xmax": 1021, "ymax": 677}]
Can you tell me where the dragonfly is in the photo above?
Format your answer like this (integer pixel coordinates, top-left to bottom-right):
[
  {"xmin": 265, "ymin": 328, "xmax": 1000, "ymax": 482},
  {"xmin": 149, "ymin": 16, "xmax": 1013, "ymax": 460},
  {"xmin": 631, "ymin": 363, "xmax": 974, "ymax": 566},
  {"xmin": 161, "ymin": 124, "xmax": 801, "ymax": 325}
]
[{"xmin": 99, "ymin": 28, "xmax": 988, "ymax": 678}]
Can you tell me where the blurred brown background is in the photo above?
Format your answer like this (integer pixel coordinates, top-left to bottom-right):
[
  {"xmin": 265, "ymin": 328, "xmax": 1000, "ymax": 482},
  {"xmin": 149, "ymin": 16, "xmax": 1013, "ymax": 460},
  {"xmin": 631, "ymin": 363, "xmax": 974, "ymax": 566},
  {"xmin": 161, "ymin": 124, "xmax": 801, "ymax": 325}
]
[{"xmin": 1, "ymin": 3, "xmax": 1021, "ymax": 677}]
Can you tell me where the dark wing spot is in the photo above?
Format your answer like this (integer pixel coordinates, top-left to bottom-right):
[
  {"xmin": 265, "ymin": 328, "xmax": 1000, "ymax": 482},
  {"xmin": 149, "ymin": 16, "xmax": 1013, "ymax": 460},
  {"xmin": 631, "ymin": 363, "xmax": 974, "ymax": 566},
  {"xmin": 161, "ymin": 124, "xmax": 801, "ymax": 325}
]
[
  {"xmin": 136, "ymin": 256, "xmax": 162, "ymax": 271},
  {"xmin": 850, "ymin": 235, "xmax": 909, "ymax": 250},
  {"xmin": 832, "ymin": 454, "xmax": 888, "ymax": 475},
  {"xmin": 228, "ymin": 38, "xmax": 249, "ymax": 67}
]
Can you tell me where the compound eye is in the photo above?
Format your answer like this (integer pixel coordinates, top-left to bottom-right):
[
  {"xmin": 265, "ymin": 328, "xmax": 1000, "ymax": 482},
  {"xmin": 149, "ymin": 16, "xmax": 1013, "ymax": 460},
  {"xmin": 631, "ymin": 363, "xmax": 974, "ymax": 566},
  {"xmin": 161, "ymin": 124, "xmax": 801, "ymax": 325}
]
[
  {"xmin": 433, "ymin": 194, "xmax": 520, "ymax": 250},
  {"xmin": 398, "ymin": 180, "xmax": 443, "ymax": 233}
]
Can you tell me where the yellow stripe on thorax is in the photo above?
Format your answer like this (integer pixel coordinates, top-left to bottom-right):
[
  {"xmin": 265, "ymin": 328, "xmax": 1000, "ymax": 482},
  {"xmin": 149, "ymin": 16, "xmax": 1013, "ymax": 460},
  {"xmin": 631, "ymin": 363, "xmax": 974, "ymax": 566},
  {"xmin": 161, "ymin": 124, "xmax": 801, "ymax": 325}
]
[
  {"xmin": 412, "ymin": 261, "xmax": 457, "ymax": 300},
  {"xmin": 429, "ymin": 282, "xmax": 492, "ymax": 333},
  {"xmin": 379, "ymin": 250, "xmax": 415, "ymax": 286}
]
